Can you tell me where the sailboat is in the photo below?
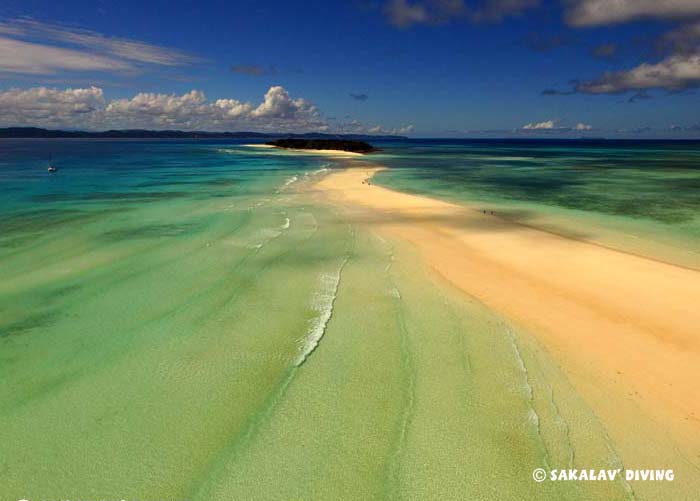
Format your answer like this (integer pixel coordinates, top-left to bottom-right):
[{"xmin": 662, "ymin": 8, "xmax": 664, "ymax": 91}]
[{"xmin": 47, "ymin": 156, "xmax": 57, "ymax": 173}]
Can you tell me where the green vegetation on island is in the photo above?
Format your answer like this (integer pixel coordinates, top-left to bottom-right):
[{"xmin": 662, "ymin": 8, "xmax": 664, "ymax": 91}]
[{"xmin": 266, "ymin": 138, "xmax": 377, "ymax": 153}]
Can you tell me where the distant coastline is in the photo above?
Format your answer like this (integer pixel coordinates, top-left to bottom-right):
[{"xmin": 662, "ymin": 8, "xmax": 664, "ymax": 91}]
[
  {"xmin": 3, "ymin": 128, "xmax": 700, "ymax": 142},
  {"xmin": 0, "ymin": 127, "xmax": 406, "ymax": 140}
]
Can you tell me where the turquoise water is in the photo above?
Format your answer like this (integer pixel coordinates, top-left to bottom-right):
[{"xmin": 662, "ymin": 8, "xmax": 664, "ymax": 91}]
[{"xmin": 2, "ymin": 139, "xmax": 694, "ymax": 499}]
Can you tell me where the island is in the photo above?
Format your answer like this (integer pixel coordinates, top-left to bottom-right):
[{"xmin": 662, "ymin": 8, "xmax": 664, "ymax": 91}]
[{"xmin": 265, "ymin": 138, "xmax": 377, "ymax": 154}]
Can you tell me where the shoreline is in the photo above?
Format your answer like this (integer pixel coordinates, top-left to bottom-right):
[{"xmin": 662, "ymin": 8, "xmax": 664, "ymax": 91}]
[
  {"xmin": 313, "ymin": 164, "xmax": 700, "ymax": 489},
  {"xmin": 362, "ymin": 166, "xmax": 699, "ymax": 272},
  {"xmin": 243, "ymin": 143, "xmax": 365, "ymax": 157}
]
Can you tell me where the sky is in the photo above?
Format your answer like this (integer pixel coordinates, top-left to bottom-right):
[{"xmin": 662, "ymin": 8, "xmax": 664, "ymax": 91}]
[{"xmin": 0, "ymin": 0, "xmax": 699, "ymax": 137}]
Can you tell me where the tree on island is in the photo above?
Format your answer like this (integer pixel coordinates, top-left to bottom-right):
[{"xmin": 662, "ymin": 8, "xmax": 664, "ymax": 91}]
[{"xmin": 266, "ymin": 138, "xmax": 377, "ymax": 153}]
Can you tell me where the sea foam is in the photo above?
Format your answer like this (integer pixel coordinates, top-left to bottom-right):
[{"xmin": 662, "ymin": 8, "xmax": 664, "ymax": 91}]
[{"xmin": 295, "ymin": 257, "xmax": 348, "ymax": 366}]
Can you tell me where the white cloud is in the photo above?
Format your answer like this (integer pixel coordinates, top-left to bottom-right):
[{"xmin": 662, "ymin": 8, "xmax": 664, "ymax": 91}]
[
  {"xmin": 0, "ymin": 85, "xmax": 404, "ymax": 134},
  {"xmin": 568, "ymin": 17, "xmax": 700, "ymax": 94},
  {"xmin": 522, "ymin": 119, "xmax": 556, "ymax": 129},
  {"xmin": 576, "ymin": 54, "xmax": 700, "ymax": 93},
  {"xmin": 102, "ymin": 87, "xmax": 325, "ymax": 131},
  {"xmin": 0, "ymin": 86, "xmax": 413, "ymax": 134},
  {"xmin": 566, "ymin": 0, "xmax": 700, "ymax": 26},
  {"xmin": 104, "ymin": 90, "xmax": 213, "ymax": 129},
  {"xmin": 0, "ymin": 18, "xmax": 201, "ymax": 75},
  {"xmin": 214, "ymin": 98, "xmax": 254, "ymax": 119},
  {"xmin": 0, "ymin": 19, "xmax": 201, "ymax": 66},
  {"xmin": 0, "ymin": 86, "xmax": 104, "ymax": 125},
  {"xmin": 0, "ymin": 36, "xmax": 133, "ymax": 74},
  {"xmin": 520, "ymin": 120, "xmax": 592, "ymax": 132},
  {"xmin": 251, "ymin": 86, "xmax": 317, "ymax": 119}
]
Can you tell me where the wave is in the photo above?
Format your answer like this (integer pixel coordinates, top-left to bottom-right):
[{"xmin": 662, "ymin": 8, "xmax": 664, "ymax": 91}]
[
  {"xmin": 295, "ymin": 257, "xmax": 349, "ymax": 366},
  {"xmin": 311, "ymin": 163, "xmax": 332, "ymax": 175},
  {"xmin": 274, "ymin": 175, "xmax": 299, "ymax": 194}
]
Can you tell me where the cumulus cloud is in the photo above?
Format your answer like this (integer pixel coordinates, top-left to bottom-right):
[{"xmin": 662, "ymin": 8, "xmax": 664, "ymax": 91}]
[
  {"xmin": 384, "ymin": 0, "xmax": 538, "ymax": 27},
  {"xmin": 0, "ymin": 86, "xmax": 105, "ymax": 126},
  {"xmin": 576, "ymin": 54, "xmax": 700, "ymax": 93},
  {"xmin": 0, "ymin": 18, "xmax": 200, "ymax": 75},
  {"xmin": 251, "ymin": 86, "xmax": 319, "ymax": 120},
  {"xmin": 520, "ymin": 119, "xmax": 593, "ymax": 132},
  {"xmin": 522, "ymin": 119, "xmax": 557, "ymax": 129},
  {"xmin": 565, "ymin": 0, "xmax": 700, "ymax": 27},
  {"xmin": 104, "ymin": 90, "xmax": 212, "ymax": 129},
  {"xmin": 0, "ymin": 85, "xmax": 406, "ymax": 134},
  {"xmin": 214, "ymin": 98, "xmax": 254, "ymax": 119},
  {"xmin": 0, "ymin": 85, "xmax": 328, "ymax": 131}
]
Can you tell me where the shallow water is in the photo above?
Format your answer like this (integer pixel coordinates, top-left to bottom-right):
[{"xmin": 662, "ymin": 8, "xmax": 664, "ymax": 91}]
[
  {"xmin": 0, "ymin": 139, "xmax": 689, "ymax": 499},
  {"xmin": 371, "ymin": 139, "xmax": 700, "ymax": 267}
]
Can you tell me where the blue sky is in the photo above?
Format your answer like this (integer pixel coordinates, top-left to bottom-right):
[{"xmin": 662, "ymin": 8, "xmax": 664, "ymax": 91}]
[{"xmin": 0, "ymin": 0, "xmax": 699, "ymax": 137}]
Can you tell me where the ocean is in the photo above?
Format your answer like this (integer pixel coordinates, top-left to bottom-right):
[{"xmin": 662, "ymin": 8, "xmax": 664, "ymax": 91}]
[
  {"xmin": 372, "ymin": 139, "xmax": 700, "ymax": 267},
  {"xmin": 1, "ymin": 138, "xmax": 697, "ymax": 499}
]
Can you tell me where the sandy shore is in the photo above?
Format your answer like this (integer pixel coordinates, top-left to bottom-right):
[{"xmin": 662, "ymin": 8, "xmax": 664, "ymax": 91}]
[
  {"xmin": 315, "ymin": 165, "xmax": 700, "ymax": 480},
  {"xmin": 244, "ymin": 143, "xmax": 364, "ymax": 157}
]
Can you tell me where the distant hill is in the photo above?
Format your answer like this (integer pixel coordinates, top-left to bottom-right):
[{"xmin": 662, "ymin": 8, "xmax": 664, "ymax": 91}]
[
  {"xmin": 267, "ymin": 138, "xmax": 377, "ymax": 153},
  {"xmin": 0, "ymin": 127, "xmax": 406, "ymax": 140}
]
